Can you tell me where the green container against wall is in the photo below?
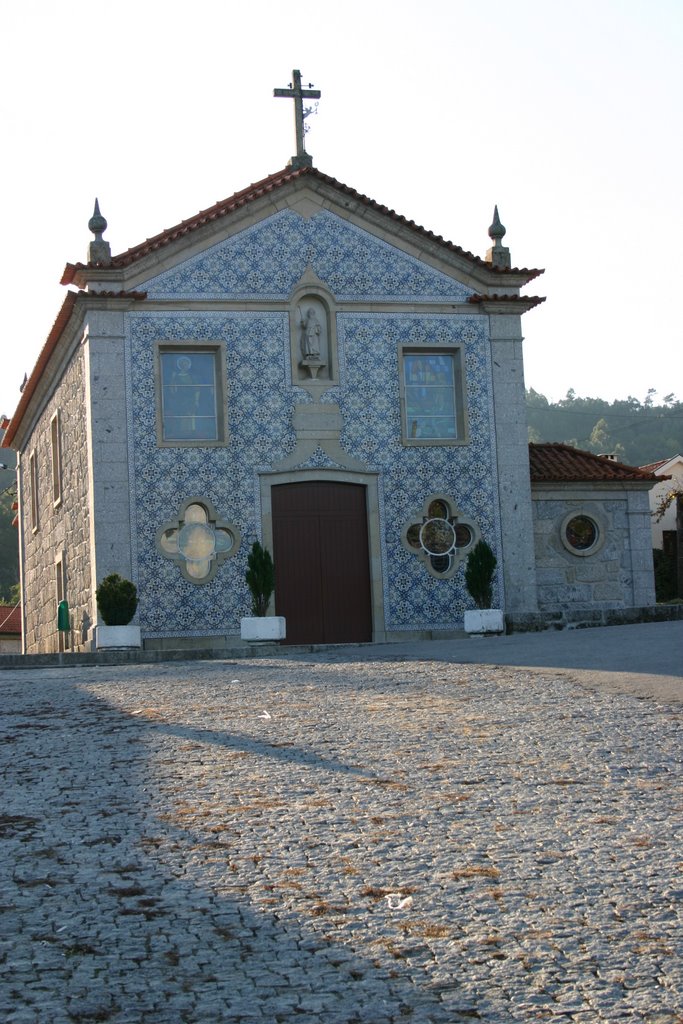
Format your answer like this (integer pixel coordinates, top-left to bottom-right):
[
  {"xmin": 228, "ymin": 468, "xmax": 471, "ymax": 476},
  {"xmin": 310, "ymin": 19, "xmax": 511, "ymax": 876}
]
[{"xmin": 57, "ymin": 600, "xmax": 69, "ymax": 632}]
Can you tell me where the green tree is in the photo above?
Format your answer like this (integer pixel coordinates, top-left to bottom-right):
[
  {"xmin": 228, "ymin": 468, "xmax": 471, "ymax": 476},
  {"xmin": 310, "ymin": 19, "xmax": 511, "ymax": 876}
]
[
  {"xmin": 526, "ymin": 389, "xmax": 683, "ymax": 466},
  {"xmin": 586, "ymin": 418, "xmax": 626, "ymax": 460},
  {"xmin": 0, "ymin": 486, "xmax": 19, "ymax": 603}
]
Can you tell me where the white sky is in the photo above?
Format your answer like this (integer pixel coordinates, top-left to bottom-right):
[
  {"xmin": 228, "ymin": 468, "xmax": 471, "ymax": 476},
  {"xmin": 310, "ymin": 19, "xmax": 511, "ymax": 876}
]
[{"xmin": 1, "ymin": 0, "xmax": 682, "ymax": 420}]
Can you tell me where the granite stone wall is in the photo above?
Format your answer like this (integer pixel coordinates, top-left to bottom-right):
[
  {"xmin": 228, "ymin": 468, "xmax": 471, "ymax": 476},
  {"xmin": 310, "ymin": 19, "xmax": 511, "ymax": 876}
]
[
  {"xmin": 532, "ymin": 489, "xmax": 655, "ymax": 612},
  {"xmin": 20, "ymin": 351, "xmax": 92, "ymax": 652}
]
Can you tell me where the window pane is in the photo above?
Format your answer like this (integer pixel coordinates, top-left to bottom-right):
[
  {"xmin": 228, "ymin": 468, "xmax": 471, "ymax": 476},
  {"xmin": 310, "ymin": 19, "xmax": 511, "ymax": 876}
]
[
  {"xmin": 404, "ymin": 354, "xmax": 454, "ymax": 385},
  {"xmin": 161, "ymin": 352, "xmax": 215, "ymax": 385},
  {"xmin": 428, "ymin": 499, "xmax": 449, "ymax": 519},
  {"xmin": 404, "ymin": 353, "xmax": 457, "ymax": 440},
  {"xmin": 163, "ymin": 416, "xmax": 218, "ymax": 441},
  {"xmin": 565, "ymin": 515, "xmax": 598, "ymax": 551},
  {"xmin": 407, "ymin": 414, "xmax": 457, "ymax": 439},
  {"xmin": 406, "ymin": 524, "xmax": 422, "ymax": 549},
  {"xmin": 160, "ymin": 351, "xmax": 219, "ymax": 441},
  {"xmin": 455, "ymin": 523, "xmax": 473, "ymax": 548}
]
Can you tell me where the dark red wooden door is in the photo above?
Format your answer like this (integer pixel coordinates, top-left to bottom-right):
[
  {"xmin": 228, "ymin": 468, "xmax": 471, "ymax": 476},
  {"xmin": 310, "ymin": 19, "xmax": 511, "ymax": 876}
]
[{"xmin": 271, "ymin": 482, "xmax": 372, "ymax": 645}]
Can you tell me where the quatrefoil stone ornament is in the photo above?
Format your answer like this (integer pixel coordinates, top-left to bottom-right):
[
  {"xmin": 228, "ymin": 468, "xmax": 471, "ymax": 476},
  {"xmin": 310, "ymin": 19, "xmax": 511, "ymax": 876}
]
[
  {"xmin": 401, "ymin": 494, "xmax": 478, "ymax": 578},
  {"xmin": 157, "ymin": 498, "xmax": 241, "ymax": 584}
]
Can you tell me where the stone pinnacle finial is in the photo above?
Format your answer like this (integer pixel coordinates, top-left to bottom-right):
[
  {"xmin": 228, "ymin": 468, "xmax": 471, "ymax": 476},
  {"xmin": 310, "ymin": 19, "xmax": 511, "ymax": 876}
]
[
  {"xmin": 87, "ymin": 198, "xmax": 111, "ymax": 265},
  {"xmin": 488, "ymin": 205, "xmax": 506, "ymax": 243},
  {"xmin": 486, "ymin": 205, "xmax": 511, "ymax": 269}
]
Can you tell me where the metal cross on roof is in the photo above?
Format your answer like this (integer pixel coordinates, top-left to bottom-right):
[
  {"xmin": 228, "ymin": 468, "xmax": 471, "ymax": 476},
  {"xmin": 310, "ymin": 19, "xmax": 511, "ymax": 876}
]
[{"xmin": 274, "ymin": 69, "xmax": 321, "ymax": 169}]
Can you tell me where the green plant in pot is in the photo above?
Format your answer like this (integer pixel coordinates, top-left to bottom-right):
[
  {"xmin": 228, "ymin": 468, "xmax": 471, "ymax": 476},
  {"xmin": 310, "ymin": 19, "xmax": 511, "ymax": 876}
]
[
  {"xmin": 464, "ymin": 540, "xmax": 496, "ymax": 609},
  {"xmin": 241, "ymin": 541, "xmax": 285, "ymax": 641},
  {"xmin": 96, "ymin": 573, "xmax": 138, "ymax": 625},
  {"xmin": 245, "ymin": 540, "xmax": 274, "ymax": 616},
  {"xmin": 464, "ymin": 540, "xmax": 503, "ymax": 634},
  {"xmin": 95, "ymin": 573, "xmax": 141, "ymax": 648}
]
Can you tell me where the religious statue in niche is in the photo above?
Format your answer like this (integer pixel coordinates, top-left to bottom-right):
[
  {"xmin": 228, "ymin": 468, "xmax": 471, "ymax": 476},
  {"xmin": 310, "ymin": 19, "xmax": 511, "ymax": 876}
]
[
  {"xmin": 301, "ymin": 307, "xmax": 321, "ymax": 358},
  {"xmin": 297, "ymin": 299, "xmax": 328, "ymax": 380}
]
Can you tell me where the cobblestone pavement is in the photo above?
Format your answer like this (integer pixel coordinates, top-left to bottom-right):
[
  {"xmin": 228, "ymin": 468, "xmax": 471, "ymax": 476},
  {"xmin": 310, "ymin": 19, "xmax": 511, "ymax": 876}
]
[{"xmin": 1, "ymin": 650, "xmax": 682, "ymax": 1023}]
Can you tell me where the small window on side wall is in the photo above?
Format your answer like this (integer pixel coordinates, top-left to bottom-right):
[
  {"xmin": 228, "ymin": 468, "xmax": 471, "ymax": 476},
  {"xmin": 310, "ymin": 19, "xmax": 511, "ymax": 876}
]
[
  {"xmin": 157, "ymin": 346, "xmax": 226, "ymax": 446},
  {"xmin": 50, "ymin": 411, "xmax": 62, "ymax": 507},
  {"xmin": 29, "ymin": 449, "xmax": 39, "ymax": 533},
  {"xmin": 400, "ymin": 346, "xmax": 467, "ymax": 445}
]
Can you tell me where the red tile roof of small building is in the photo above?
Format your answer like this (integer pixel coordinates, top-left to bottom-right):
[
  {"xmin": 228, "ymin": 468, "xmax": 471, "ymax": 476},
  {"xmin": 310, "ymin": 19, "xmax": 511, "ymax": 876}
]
[
  {"xmin": 62, "ymin": 165, "xmax": 544, "ymax": 284},
  {"xmin": 0, "ymin": 605, "xmax": 21, "ymax": 635},
  {"xmin": 639, "ymin": 457, "xmax": 681, "ymax": 474},
  {"xmin": 530, "ymin": 443, "xmax": 661, "ymax": 482}
]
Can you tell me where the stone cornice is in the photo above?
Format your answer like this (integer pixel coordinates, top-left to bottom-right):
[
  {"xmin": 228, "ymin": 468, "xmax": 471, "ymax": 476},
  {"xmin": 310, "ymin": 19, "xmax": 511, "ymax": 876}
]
[{"xmin": 469, "ymin": 295, "xmax": 546, "ymax": 315}]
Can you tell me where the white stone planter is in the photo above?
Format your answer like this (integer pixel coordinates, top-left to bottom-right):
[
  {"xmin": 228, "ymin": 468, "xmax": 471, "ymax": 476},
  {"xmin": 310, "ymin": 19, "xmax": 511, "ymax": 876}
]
[
  {"xmin": 96, "ymin": 624, "xmax": 142, "ymax": 649},
  {"xmin": 240, "ymin": 616, "xmax": 286, "ymax": 642},
  {"xmin": 464, "ymin": 609, "xmax": 504, "ymax": 636}
]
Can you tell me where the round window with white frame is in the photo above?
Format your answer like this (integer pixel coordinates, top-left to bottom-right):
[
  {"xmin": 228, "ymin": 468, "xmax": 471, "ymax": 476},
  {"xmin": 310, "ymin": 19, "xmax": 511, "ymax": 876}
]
[{"xmin": 560, "ymin": 512, "xmax": 605, "ymax": 557}]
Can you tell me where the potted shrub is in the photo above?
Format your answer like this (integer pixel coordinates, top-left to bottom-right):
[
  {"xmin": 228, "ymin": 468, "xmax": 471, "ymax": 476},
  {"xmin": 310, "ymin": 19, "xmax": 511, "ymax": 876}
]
[
  {"xmin": 95, "ymin": 573, "xmax": 141, "ymax": 649},
  {"xmin": 240, "ymin": 541, "xmax": 286, "ymax": 642},
  {"xmin": 463, "ymin": 540, "xmax": 504, "ymax": 635}
]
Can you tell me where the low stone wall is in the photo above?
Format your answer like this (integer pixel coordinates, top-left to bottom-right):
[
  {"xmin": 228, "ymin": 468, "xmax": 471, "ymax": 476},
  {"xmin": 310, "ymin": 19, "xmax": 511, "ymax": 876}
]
[{"xmin": 506, "ymin": 603, "xmax": 683, "ymax": 634}]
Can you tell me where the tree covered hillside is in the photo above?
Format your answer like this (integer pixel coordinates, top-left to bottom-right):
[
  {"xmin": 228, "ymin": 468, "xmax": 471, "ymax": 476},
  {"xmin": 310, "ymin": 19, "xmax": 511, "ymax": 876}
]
[{"xmin": 526, "ymin": 389, "xmax": 683, "ymax": 467}]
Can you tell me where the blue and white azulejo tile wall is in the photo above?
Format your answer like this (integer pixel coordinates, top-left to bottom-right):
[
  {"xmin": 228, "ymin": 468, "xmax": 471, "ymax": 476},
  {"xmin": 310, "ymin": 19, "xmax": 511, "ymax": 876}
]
[
  {"xmin": 125, "ymin": 209, "xmax": 501, "ymax": 637},
  {"xmin": 141, "ymin": 210, "xmax": 475, "ymax": 304}
]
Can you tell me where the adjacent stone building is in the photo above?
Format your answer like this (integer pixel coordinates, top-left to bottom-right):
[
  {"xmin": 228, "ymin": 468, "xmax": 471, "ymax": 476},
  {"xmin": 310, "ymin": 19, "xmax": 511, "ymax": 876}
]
[
  {"xmin": 2, "ymin": 158, "xmax": 660, "ymax": 653},
  {"xmin": 0, "ymin": 605, "xmax": 21, "ymax": 653},
  {"xmin": 529, "ymin": 444, "xmax": 658, "ymax": 617}
]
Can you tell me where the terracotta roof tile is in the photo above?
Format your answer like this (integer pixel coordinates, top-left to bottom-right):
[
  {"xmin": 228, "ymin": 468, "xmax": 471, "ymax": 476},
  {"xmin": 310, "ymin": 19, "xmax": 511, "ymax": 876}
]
[
  {"xmin": 639, "ymin": 458, "xmax": 677, "ymax": 474},
  {"xmin": 529, "ymin": 443, "xmax": 660, "ymax": 483},
  {"xmin": 0, "ymin": 605, "xmax": 21, "ymax": 635},
  {"xmin": 62, "ymin": 165, "xmax": 544, "ymax": 284}
]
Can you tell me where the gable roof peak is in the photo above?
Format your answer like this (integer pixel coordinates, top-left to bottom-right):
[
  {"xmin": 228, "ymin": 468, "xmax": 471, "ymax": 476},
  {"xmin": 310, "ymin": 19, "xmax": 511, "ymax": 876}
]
[{"xmin": 61, "ymin": 165, "xmax": 544, "ymax": 288}]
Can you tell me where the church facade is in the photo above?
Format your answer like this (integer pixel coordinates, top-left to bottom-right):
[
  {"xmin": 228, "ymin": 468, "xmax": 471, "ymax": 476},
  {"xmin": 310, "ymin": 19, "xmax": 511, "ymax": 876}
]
[{"xmin": 2, "ymin": 164, "xmax": 658, "ymax": 653}]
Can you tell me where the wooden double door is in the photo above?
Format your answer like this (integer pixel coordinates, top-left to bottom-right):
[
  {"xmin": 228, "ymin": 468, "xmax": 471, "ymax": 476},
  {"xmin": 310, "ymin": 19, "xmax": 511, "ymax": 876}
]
[{"xmin": 271, "ymin": 481, "xmax": 373, "ymax": 645}]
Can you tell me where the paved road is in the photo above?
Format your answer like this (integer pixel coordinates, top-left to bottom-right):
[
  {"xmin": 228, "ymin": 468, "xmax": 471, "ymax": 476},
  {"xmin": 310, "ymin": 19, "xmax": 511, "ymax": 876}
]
[
  {"xmin": 1, "ymin": 622, "xmax": 682, "ymax": 1023},
  {"xmin": 353, "ymin": 620, "xmax": 683, "ymax": 703}
]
